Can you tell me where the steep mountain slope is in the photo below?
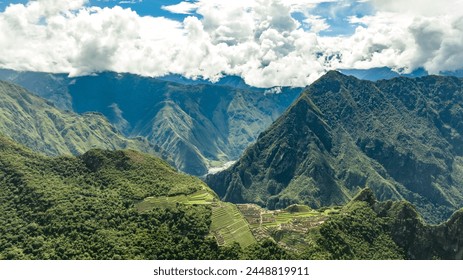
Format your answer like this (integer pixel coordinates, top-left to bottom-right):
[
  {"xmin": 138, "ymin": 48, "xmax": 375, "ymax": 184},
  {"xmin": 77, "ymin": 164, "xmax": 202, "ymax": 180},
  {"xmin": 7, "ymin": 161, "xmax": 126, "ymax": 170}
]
[
  {"xmin": 207, "ymin": 71, "xmax": 463, "ymax": 223},
  {"xmin": 0, "ymin": 70, "xmax": 300, "ymax": 176},
  {"xmin": 0, "ymin": 134, "xmax": 245, "ymax": 259},
  {"xmin": 0, "ymin": 80, "xmax": 165, "ymax": 159},
  {"xmin": 68, "ymin": 73, "xmax": 300, "ymax": 175},
  {"xmin": 0, "ymin": 69, "xmax": 71, "ymax": 110}
]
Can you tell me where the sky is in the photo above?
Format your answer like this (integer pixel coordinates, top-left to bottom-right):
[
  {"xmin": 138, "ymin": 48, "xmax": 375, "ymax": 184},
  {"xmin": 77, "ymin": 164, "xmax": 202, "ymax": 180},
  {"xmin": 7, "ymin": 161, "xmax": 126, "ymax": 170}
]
[{"xmin": 0, "ymin": 0, "xmax": 462, "ymax": 87}]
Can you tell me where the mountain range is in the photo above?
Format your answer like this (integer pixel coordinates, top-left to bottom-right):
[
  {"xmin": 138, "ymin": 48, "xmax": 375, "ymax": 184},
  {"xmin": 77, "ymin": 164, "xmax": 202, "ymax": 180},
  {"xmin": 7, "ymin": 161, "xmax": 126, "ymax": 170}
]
[
  {"xmin": 207, "ymin": 71, "xmax": 463, "ymax": 223},
  {"xmin": 339, "ymin": 67, "xmax": 463, "ymax": 81},
  {"xmin": 0, "ymin": 80, "xmax": 167, "ymax": 160},
  {"xmin": 0, "ymin": 69, "xmax": 301, "ymax": 175}
]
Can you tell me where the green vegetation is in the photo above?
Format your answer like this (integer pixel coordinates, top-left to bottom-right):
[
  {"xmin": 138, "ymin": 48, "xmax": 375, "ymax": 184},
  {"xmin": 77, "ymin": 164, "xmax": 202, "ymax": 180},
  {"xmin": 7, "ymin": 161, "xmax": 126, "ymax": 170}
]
[
  {"xmin": 207, "ymin": 71, "xmax": 463, "ymax": 223},
  {"xmin": 265, "ymin": 188, "xmax": 463, "ymax": 260},
  {"xmin": 0, "ymin": 135, "xmax": 236, "ymax": 259},
  {"xmin": 210, "ymin": 203, "xmax": 256, "ymax": 248},
  {"xmin": 0, "ymin": 70, "xmax": 300, "ymax": 176},
  {"xmin": 0, "ymin": 80, "xmax": 168, "ymax": 161},
  {"xmin": 0, "ymin": 135, "xmax": 271, "ymax": 259},
  {"xmin": 236, "ymin": 188, "xmax": 463, "ymax": 259},
  {"xmin": 237, "ymin": 188, "xmax": 463, "ymax": 260},
  {"xmin": 136, "ymin": 190, "xmax": 257, "ymax": 249},
  {"xmin": 1, "ymin": 136, "xmax": 462, "ymax": 260},
  {"xmin": 303, "ymin": 201, "xmax": 405, "ymax": 259}
]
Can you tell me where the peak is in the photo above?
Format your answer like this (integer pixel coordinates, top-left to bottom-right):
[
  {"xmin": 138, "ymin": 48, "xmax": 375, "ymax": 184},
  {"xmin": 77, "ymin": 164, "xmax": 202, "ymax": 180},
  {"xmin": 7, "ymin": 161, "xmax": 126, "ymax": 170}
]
[
  {"xmin": 325, "ymin": 70, "xmax": 345, "ymax": 76},
  {"xmin": 321, "ymin": 70, "xmax": 350, "ymax": 80},
  {"xmin": 304, "ymin": 70, "xmax": 352, "ymax": 96},
  {"xmin": 313, "ymin": 70, "xmax": 356, "ymax": 85}
]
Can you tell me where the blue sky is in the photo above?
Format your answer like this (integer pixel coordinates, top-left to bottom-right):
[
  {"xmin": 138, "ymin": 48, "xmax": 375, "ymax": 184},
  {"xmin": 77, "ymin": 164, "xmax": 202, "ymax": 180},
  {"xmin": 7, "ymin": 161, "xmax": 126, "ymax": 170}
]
[
  {"xmin": 90, "ymin": 0, "xmax": 194, "ymax": 21},
  {"xmin": 0, "ymin": 0, "xmax": 195, "ymax": 20},
  {"xmin": 0, "ymin": 0, "xmax": 373, "ymax": 36},
  {"xmin": 309, "ymin": 1, "xmax": 374, "ymax": 36}
]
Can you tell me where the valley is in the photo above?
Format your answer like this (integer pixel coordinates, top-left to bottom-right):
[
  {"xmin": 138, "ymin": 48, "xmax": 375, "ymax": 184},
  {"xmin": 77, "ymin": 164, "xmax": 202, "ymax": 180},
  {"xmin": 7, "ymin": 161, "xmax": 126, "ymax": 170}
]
[{"xmin": 0, "ymin": 70, "xmax": 301, "ymax": 176}]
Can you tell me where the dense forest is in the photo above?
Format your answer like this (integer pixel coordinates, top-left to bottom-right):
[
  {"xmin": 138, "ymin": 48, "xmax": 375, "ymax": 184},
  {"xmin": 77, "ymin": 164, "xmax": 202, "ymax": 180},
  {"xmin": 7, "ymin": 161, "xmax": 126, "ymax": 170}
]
[
  {"xmin": 1, "ymin": 134, "xmax": 462, "ymax": 259},
  {"xmin": 0, "ymin": 134, "xmax": 293, "ymax": 259}
]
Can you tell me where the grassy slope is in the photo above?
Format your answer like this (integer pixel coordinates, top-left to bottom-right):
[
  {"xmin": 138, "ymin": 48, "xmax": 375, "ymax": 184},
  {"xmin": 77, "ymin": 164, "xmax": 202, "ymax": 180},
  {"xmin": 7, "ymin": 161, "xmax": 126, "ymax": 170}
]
[{"xmin": 0, "ymin": 80, "xmax": 167, "ymax": 160}]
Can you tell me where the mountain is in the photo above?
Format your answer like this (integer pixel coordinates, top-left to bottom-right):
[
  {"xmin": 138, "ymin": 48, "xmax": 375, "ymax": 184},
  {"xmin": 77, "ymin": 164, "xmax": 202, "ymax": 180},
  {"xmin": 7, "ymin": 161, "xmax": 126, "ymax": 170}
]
[
  {"xmin": 301, "ymin": 188, "xmax": 463, "ymax": 260},
  {"xmin": 0, "ymin": 69, "xmax": 72, "ymax": 110},
  {"xmin": 339, "ymin": 67, "xmax": 428, "ymax": 81},
  {"xmin": 0, "ymin": 80, "xmax": 167, "ymax": 160},
  {"xmin": 206, "ymin": 71, "xmax": 463, "ymax": 223},
  {"xmin": 0, "ymin": 133, "xmax": 294, "ymax": 260},
  {"xmin": 0, "ymin": 69, "xmax": 301, "ymax": 176},
  {"xmin": 339, "ymin": 67, "xmax": 463, "ymax": 81},
  {"xmin": 68, "ymin": 73, "xmax": 301, "ymax": 175},
  {"xmin": 157, "ymin": 74, "xmax": 257, "ymax": 91},
  {"xmin": 0, "ymin": 134, "xmax": 233, "ymax": 259}
]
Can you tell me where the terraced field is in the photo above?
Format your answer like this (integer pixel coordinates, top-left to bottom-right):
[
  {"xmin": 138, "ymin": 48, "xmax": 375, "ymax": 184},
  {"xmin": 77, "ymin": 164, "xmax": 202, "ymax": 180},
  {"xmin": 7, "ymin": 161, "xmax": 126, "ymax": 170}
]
[
  {"xmin": 135, "ymin": 189, "xmax": 340, "ymax": 252},
  {"xmin": 135, "ymin": 189, "xmax": 217, "ymax": 211},
  {"xmin": 135, "ymin": 188, "xmax": 256, "ymax": 248},
  {"xmin": 210, "ymin": 203, "xmax": 256, "ymax": 248},
  {"xmin": 237, "ymin": 204, "xmax": 339, "ymax": 253}
]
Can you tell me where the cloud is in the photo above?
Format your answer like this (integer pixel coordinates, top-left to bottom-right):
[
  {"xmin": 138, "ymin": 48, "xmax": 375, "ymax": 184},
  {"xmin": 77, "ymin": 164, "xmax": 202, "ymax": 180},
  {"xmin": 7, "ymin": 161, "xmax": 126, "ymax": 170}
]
[
  {"xmin": 303, "ymin": 15, "xmax": 329, "ymax": 33},
  {"xmin": 119, "ymin": 1, "xmax": 140, "ymax": 4},
  {"xmin": 0, "ymin": 0, "xmax": 462, "ymax": 87},
  {"xmin": 161, "ymin": 1, "xmax": 198, "ymax": 15},
  {"xmin": 370, "ymin": 0, "xmax": 463, "ymax": 16},
  {"xmin": 325, "ymin": 0, "xmax": 463, "ymax": 74}
]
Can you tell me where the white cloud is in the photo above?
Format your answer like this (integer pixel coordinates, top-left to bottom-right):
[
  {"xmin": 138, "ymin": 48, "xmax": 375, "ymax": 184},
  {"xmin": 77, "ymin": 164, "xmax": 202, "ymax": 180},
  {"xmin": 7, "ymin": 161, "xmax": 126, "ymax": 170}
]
[
  {"xmin": 264, "ymin": 87, "xmax": 282, "ymax": 94},
  {"xmin": 303, "ymin": 15, "xmax": 330, "ymax": 33},
  {"xmin": 161, "ymin": 1, "xmax": 198, "ymax": 15},
  {"xmin": 326, "ymin": 0, "xmax": 463, "ymax": 74},
  {"xmin": 0, "ymin": 0, "xmax": 462, "ymax": 87},
  {"xmin": 119, "ymin": 1, "xmax": 141, "ymax": 4},
  {"xmin": 370, "ymin": 0, "xmax": 463, "ymax": 16}
]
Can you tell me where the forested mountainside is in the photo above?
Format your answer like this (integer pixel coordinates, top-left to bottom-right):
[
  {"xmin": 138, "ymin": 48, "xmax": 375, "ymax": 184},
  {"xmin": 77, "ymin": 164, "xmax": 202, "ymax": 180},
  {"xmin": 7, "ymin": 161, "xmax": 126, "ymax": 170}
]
[
  {"xmin": 207, "ymin": 71, "xmax": 463, "ymax": 223},
  {"xmin": 300, "ymin": 188, "xmax": 463, "ymax": 260},
  {"xmin": 1, "ymin": 137, "xmax": 461, "ymax": 260},
  {"xmin": 0, "ymin": 134, "xmax": 260, "ymax": 259}
]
